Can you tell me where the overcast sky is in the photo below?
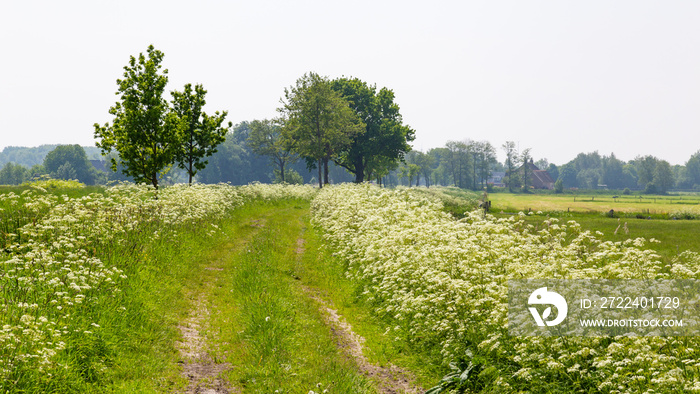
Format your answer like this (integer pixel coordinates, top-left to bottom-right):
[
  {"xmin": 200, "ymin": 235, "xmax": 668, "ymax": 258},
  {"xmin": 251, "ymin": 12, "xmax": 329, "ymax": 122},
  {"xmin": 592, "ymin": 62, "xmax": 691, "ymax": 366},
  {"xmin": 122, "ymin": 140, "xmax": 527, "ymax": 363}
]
[{"xmin": 1, "ymin": 1, "xmax": 699, "ymax": 165}]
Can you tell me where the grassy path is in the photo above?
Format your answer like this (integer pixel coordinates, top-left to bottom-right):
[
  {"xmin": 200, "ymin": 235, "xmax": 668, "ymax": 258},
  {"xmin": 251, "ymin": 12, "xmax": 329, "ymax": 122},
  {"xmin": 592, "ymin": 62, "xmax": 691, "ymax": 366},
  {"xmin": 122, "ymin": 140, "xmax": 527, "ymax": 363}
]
[{"xmin": 173, "ymin": 200, "xmax": 426, "ymax": 393}]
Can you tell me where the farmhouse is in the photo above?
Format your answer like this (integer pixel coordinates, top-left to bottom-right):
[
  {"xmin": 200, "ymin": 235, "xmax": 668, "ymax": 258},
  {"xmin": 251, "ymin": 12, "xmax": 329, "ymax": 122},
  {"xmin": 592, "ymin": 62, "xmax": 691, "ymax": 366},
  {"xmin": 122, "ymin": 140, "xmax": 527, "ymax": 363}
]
[{"xmin": 517, "ymin": 159, "xmax": 555, "ymax": 190}]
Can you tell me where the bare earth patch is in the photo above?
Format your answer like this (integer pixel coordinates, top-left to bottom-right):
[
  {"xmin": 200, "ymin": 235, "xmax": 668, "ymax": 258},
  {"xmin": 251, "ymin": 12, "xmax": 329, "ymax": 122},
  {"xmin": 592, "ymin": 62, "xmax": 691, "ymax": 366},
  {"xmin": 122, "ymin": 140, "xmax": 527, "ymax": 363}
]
[
  {"xmin": 303, "ymin": 287, "xmax": 423, "ymax": 394},
  {"xmin": 177, "ymin": 285, "xmax": 235, "ymax": 393}
]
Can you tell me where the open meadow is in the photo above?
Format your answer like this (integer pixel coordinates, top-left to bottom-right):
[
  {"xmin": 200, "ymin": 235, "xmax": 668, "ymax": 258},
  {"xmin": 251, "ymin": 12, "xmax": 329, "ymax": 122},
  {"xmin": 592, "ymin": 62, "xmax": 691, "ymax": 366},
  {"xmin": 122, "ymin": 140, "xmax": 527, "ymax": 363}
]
[
  {"xmin": 487, "ymin": 191, "xmax": 700, "ymax": 262},
  {"xmin": 489, "ymin": 192, "xmax": 700, "ymax": 216},
  {"xmin": 3, "ymin": 182, "xmax": 700, "ymax": 393}
]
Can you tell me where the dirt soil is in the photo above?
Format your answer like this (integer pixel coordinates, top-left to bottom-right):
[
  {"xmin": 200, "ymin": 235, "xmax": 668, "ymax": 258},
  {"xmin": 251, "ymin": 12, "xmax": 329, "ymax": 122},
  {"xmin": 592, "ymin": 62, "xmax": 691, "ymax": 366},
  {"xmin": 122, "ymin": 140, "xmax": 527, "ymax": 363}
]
[{"xmin": 177, "ymin": 283, "xmax": 235, "ymax": 394}]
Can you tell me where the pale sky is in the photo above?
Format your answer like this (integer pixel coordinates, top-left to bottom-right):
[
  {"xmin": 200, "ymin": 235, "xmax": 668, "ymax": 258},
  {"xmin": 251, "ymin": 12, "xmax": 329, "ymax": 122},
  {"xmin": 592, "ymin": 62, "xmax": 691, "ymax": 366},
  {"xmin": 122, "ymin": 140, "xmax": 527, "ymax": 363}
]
[{"xmin": 1, "ymin": 1, "xmax": 699, "ymax": 165}]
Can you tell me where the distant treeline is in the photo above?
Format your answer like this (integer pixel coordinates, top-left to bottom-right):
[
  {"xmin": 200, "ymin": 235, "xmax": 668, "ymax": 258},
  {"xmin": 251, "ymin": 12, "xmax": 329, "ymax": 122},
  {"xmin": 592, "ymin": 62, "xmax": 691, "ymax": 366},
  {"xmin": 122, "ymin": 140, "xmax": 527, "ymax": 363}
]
[
  {"xmin": 390, "ymin": 143, "xmax": 700, "ymax": 194},
  {"xmin": 2, "ymin": 134, "xmax": 699, "ymax": 194},
  {"xmin": 0, "ymin": 123, "xmax": 354, "ymax": 186}
]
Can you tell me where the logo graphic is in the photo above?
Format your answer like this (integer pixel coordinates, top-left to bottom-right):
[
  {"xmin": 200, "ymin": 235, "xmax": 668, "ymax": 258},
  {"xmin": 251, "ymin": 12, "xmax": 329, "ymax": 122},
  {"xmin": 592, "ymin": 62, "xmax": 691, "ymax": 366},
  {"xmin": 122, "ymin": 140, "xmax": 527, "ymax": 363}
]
[{"xmin": 528, "ymin": 287, "xmax": 568, "ymax": 327}]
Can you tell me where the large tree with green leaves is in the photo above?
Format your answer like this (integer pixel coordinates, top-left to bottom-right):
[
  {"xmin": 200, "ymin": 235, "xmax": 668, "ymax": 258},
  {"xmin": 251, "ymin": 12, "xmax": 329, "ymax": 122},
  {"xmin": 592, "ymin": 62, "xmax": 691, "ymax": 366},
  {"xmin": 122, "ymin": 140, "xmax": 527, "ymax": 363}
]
[
  {"xmin": 94, "ymin": 45, "xmax": 180, "ymax": 189},
  {"xmin": 171, "ymin": 83, "xmax": 229, "ymax": 184},
  {"xmin": 247, "ymin": 119, "xmax": 297, "ymax": 183},
  {"xmin": 329, "ymin": 77, "xmax": 415, "ymax": 183},
  {"xmin": 279, "ymin": 72, "xmax": 364, "ymax": 188}
]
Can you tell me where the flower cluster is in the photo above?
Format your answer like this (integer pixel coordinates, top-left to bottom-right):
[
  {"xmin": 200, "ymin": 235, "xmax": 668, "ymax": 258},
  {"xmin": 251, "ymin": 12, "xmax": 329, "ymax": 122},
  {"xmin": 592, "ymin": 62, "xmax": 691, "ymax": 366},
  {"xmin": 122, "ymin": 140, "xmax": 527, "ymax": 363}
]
[
  {"xmin": 237, "ymin": 182, "xmax": 318, "ymax": 201},
  {"xmin": 311, "ymin": 184, "xmax": 700, "ymax": 392}
]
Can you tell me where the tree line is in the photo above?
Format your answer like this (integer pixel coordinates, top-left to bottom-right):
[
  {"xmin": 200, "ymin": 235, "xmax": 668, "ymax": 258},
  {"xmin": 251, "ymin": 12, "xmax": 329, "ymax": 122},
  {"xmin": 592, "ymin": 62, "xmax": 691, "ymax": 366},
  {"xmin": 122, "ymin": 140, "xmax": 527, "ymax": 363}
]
[
  {"xmin": 3, "ymin": 135, "xmax": 700, "ymax": 195},
  {"xmin": 388, "ymin": 142, "xmax": 700, "ymax": 194},
  {"xmin": 2, "ymin": 45, "xmax": 699, "ymax": 194}
]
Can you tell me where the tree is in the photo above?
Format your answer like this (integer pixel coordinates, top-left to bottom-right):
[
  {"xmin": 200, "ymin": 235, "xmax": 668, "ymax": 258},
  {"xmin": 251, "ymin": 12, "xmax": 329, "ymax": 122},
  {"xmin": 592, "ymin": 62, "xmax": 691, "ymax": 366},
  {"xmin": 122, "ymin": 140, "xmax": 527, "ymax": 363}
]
[
  {"xmin": 653, "ymin": 160, "xmax": 674, "ymax": 193},
  {"xmin": 0, "ymin": 162, "xmax": 28, "ymax": 185},
  {"xmin": 445, "ymin": 140, "xmax": 470, "ymax": 188},
  {"xmin": 406, "ymin": 151, "xmax": 434, "ymax": 187},
  {"xmin": 502, "ymin": 141, "xmax": 519, "ymax": 192},
  {"xmin": 329, "ymin": 77, "xmax": 415, "ymax": 183},
  {"xmin": 279, "ymin": 72, "xmax": 364, "ymax": 188},
  {"xmin": 547, "ymin": 163, "xmax": 559, "ymax": 183},
  {"xmin": 247, "ymin": 119, "xmax": 297, "ymax": 183},
  {"xmin": 558, "ymin": 163, "xmax": 578, "ymax": 188},
  {"xmin": 576, "ymin": 168, "xmax": 601, "ymax": 189},
  {"xmin": 520, "ymin": 148, "xmax": 533, "ymax": 190},
  {"xmin": 602, "ymin": 153, "xmax": 624, "ymax": 189},
  {"xmin": 635, "ymin": 155, "xmax": 657, "ymax": 188},
  {"xmin": 94, "ymin": 45, "xmax": 180, "ymax": 189},
  {"xmin": 171, "ymin": 83, "xmax": 229, "ymax": 185},
  {"xmin": 686, "ymin": 151, "xmax": 700, "ymax": 187},
  {"xmin": 554, "ymin": 178, "xmax": 564, "ymax": 193},
  {"xmin": 475, "ymin": 141, "xmax": 497, "ymax": 188},
  {"xmin": 55, "ymin": 162, "xmax": 78, "ymax": 181},
  {"xmin": 621, "ymin": 164, "xmax": 638, "ymax": 189},
  {"xmin": 43, "ymin": 145, "xmax": 97, "ymax": 184}
]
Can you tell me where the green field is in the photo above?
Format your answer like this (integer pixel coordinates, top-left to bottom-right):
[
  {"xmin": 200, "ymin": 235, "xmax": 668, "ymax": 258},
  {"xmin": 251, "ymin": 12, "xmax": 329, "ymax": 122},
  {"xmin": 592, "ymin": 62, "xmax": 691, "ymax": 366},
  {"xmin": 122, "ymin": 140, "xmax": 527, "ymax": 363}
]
[
  {"xmin": 479, "ymin": 191, "xmax": 700, "ymax": 263},
  {"xmin": 489, "ymin": 191, "xmax": 700, "ymax": 215}
]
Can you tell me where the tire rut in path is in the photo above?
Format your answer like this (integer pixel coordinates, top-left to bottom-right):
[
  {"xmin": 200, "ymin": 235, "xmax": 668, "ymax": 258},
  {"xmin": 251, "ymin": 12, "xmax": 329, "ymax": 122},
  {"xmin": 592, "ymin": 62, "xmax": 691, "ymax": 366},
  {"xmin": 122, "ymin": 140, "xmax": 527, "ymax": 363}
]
[
  {"xmin": 176, "ymin": 294, "xmax": 232, "ymax": 394},
  {"xmin": 297, "ymin": 237, "xmax": 422, "ymax": 394}
]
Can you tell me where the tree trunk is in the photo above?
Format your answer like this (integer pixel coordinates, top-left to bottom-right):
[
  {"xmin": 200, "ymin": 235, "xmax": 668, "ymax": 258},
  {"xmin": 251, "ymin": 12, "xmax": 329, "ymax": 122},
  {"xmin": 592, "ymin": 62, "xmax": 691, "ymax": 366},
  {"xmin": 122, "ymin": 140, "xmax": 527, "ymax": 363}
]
[
  {"xmin": 151, "ymin": 173, "xmax": 158, "ymax": 189},
  {"xmin": 280, "ymin": 161, "xmax": 285, "ymax": 183},
  {"xmin": 323, "ymin": 157, "xmax": 329, "ymax": 185},
  {"xmin": 318, "ymin": 159, "xmax": 323, "ymax": 188},
  {"xmin": 354, "ymin": 158, "xmax": 365, "ymax": 183}
]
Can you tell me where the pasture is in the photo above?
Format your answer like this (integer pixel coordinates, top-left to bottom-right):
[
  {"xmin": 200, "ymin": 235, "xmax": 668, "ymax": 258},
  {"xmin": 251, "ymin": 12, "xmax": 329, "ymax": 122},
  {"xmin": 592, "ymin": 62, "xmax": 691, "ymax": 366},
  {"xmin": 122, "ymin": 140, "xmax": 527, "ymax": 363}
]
[{"xmin": 489, "ymin": 191, "xmax": 700, "ymax": 215}]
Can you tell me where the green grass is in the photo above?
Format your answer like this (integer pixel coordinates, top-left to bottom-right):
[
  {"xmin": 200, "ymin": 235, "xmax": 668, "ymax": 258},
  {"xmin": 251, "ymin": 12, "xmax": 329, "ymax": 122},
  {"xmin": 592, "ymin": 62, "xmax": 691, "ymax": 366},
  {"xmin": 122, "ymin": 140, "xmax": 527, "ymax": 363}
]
[
  {"xmin": 488, "ymin": 191, "xmax": 700, "ymax": 215},
  {"xmin": 509, "ymin": 213, "xmax": 700, "ymax": 263},
  {"xmin": 185, "ymin": 200, "xmax": 375, "ymax": 393}
]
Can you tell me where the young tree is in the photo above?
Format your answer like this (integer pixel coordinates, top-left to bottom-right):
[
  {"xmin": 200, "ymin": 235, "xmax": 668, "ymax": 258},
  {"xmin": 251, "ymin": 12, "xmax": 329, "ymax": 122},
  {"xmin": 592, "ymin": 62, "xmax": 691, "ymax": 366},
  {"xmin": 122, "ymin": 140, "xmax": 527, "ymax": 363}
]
[
  {"xmin": 520, "ymin": 148, "xmax": 533, "ymax": 190},
  {"xmin": 279, "ymin": 72, "xmax": 364, "ymax": 188},
  {"xmin": 329, "ymin": 77, "xmax": 415, "ymax": 183},
  {"xmin": 247, "ymin": 119, "xmax": 297, "ymax": 183},
  {"xmin": 171, "ymin": 83, "xmax": 229, "ymax": 185},
  {"xmin": 502, "ymin": 141, "xmax": 519, "ymax": 192},
  {"xmin": 94, "ymin": 45, "xmax": 180, "ymax": 189}
]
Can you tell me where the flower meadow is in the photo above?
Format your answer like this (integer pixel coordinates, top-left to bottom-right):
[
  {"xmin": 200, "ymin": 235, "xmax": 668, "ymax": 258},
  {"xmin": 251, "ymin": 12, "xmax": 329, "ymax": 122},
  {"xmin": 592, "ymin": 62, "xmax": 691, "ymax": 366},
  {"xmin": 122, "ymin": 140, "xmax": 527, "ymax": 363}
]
[
  {"xmin": 311, "ymin": 184, "xmax": 700, "ymax": 393},
  {"xmin": 0, "ymin": 182, "xmax": 316, "ymax": 392}
]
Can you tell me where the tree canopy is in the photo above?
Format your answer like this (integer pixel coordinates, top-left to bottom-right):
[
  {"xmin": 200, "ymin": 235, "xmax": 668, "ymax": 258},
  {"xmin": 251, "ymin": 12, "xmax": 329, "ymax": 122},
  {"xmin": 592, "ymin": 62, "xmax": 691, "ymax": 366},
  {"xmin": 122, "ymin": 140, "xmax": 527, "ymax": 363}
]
[
  {"xmin": 329, "ymin": 77, "xmax": 415, "ymax": 183},
  {"xmin": 278, "ymin": 72, "xmax": 364, "ymax": 188},
  {"xmin": 171, "ymin": 83, "xmax": 229, "ymax": 184},
  {"xmin": 94, "ymin": 45, "xmax": 178, "ymax": 189}
]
